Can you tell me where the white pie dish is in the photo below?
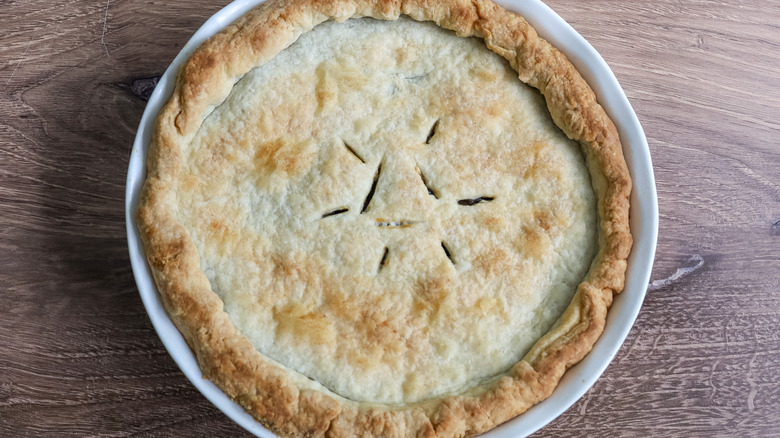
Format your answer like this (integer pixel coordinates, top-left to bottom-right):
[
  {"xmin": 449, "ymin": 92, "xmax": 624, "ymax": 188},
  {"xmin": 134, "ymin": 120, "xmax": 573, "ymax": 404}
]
[{"xmin": 124, "ymin": 0, "xmax": 658, "ymax": 436}]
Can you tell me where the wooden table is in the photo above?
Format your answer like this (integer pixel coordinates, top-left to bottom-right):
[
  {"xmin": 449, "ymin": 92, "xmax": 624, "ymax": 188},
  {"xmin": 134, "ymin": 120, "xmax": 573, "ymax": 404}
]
[{"xmin": 1, "ymin": 0, "xmax": 778, "ymax": 435}]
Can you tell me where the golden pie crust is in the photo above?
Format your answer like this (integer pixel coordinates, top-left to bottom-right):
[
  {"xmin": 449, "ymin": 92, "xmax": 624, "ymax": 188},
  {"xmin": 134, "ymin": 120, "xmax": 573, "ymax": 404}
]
[{"xmin": 136, "ymin": 0, "xmax": 632, "ymax": 436}]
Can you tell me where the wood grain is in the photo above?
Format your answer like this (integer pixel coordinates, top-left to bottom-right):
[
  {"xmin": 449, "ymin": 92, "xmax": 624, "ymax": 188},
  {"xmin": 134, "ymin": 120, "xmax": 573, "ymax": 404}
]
[{"xmin": 1, "ymin": 0, "xmax": 778, "ymax": 436}]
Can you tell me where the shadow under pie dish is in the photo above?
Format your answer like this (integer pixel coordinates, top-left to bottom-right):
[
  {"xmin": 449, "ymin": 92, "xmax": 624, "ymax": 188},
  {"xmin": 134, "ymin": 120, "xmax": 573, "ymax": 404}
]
[{"xmin": 133, "ymin": 0, "xmax": 633, "ymax": 436}]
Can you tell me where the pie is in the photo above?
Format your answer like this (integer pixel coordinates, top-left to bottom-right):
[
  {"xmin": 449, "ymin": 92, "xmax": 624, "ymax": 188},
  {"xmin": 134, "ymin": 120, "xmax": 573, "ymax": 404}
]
[{"xmin": 136, "ymin": 0, "xmax": 632, "ymax": 436}]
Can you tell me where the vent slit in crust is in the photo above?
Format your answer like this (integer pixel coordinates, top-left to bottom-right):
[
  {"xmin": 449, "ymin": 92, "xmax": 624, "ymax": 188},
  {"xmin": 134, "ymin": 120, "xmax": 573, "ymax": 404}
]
[
  {"xmin": 416, "ymin": 165, "xmax": 440, "ymax": 199},
  {"xmin": 376, "ymin": 219, "xmax": 416, "ymax": 228},
  {"xmin": 378, "ymin": 246, "xmax": 389, "ymax": 272},
  {"xmin": 425, "ymin": 119, "xmax": 439, "ymax": 144},
  {"xmin": 441, "ymin": 241, "xmax": 454, "ymax": 264},
  {"xmin": 343, "ymin": 140, "xmax": 366, "ymax": 163},
  {"xmin": 361, "ymin": 162, "xmax": 382, "ymax": 213},
  {"xmin": 321, "ymin": 207, "xmax": 349, "ymax": 218},
  {"xmin": 457, "ymin": 196, "xmax": 495, "ymax": 206}
]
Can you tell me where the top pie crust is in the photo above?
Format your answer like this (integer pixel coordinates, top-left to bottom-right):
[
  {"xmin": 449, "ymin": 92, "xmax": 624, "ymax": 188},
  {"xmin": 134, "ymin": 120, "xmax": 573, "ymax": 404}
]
[{"xmin": 136, "ymin": 0, "xmax": 632, "ymax": 436}]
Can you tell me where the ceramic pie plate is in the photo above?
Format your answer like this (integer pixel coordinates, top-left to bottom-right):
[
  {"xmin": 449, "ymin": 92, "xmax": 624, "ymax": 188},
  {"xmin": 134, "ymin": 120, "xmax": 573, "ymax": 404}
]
[{"xmin": 125, "ymin": 0, "xmax": 658, "ymax": 436}]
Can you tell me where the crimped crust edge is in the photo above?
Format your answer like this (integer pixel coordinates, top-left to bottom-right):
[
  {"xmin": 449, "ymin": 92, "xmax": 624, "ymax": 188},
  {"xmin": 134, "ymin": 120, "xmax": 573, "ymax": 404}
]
[{"xmin": 136, "ymin": 0, "xmax": 633, "ymax": 436}]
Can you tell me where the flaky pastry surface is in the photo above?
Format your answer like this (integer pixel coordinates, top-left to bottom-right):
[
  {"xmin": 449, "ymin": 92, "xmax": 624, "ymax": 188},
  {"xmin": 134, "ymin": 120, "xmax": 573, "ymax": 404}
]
[{"xmin": 136, "ymin": 0, "xmax": 632, "ymax": 436}]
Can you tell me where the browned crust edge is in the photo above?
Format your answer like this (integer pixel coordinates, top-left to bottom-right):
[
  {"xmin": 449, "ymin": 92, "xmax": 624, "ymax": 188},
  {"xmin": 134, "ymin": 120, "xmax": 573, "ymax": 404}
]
[{"xmin": 135, "ymin": 0, "xmax": 633, "ymax": 436}]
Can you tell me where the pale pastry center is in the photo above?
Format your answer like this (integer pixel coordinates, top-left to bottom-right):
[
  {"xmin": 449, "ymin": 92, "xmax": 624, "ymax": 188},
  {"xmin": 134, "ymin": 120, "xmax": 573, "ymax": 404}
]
[{"xmin": 175, "ymin": 18, "xmax": 598, "ymax": 404}]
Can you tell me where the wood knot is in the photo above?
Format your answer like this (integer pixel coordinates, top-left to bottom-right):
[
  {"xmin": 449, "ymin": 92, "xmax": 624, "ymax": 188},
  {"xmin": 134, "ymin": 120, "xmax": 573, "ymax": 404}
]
[{"xmin": 128, "ymin": 76, "xmax": 161, "ymax": 101}]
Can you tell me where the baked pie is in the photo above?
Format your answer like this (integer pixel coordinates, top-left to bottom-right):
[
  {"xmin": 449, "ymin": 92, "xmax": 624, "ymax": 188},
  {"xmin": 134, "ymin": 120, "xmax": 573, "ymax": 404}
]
[{"xmin": 136, "ymin": 0, "xmax": 632, "ymax": 435}]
